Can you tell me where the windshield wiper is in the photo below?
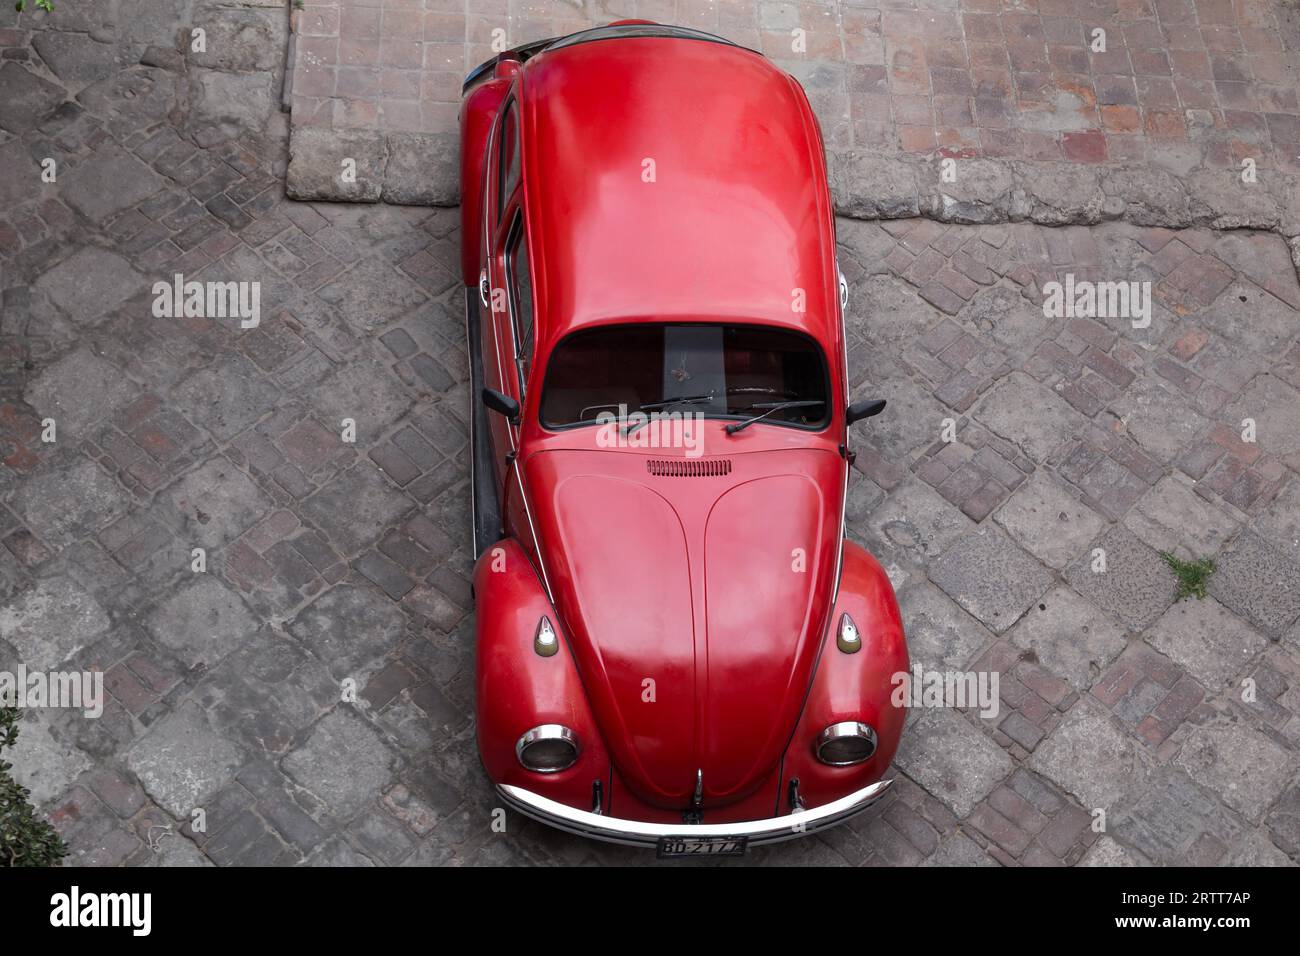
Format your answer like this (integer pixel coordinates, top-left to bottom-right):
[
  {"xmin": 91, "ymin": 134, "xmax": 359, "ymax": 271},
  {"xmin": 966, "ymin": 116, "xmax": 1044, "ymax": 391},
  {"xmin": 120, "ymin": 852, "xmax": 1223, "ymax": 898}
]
[
  {"xmin": 724, "ymin": 400, "xmax": 825, "ymax": 435},
  {"xmin": 622, "ymin": 393, "xmax": 715, "ymax": 436}
]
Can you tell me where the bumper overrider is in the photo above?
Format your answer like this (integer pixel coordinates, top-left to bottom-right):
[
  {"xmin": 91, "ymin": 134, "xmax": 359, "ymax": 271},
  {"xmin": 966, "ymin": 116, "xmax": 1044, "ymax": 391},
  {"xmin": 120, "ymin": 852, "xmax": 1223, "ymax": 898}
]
[{"xmin": 497, "ymin": 778, "xmax": 893, "ymax": 848}]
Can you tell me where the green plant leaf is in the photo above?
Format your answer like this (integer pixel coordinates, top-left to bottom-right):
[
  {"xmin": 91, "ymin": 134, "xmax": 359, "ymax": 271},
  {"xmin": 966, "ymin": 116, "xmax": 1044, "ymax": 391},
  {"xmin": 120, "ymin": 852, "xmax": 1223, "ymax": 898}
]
[{"xmin": 1159, "ymin": 551, "xmax": 1215, "ymax": 602}]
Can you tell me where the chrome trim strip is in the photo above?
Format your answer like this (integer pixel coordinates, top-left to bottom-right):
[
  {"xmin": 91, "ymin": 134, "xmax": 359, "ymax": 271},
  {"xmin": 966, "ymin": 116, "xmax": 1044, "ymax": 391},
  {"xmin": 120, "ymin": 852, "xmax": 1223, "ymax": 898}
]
[{"xmin": 497, "ymin": 778, "xmax": 893, "ymax": 848}]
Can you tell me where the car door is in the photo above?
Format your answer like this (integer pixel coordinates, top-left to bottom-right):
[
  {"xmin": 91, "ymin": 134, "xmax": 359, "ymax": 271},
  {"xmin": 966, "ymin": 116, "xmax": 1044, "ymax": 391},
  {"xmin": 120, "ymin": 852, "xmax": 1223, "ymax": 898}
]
[{"xmin": 479, "ymin": 95, "xmax": 523, "ymax": 513}]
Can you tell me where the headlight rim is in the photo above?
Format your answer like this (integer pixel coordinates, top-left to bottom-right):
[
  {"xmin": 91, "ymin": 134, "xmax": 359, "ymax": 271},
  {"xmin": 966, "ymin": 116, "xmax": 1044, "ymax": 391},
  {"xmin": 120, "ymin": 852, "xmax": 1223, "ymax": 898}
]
[
  {"xmin": 815, "ymin": 720, "xmax": 878, "ymax": 767},
  {"xmin": 515, "ymin": 723, "xmax": 580, "ymax": 773}
]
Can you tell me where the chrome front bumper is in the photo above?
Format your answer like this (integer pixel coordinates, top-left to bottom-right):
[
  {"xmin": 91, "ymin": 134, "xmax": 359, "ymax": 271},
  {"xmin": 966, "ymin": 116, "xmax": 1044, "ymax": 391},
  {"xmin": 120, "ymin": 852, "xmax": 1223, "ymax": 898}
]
[{"xmin": 497, "ymin": 778, "xmax": 893, "ymax": 849}]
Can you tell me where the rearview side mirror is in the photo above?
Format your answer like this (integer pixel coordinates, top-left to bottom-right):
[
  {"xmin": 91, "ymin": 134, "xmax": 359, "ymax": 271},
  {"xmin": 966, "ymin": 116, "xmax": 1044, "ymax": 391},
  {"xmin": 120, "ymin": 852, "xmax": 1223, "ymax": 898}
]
[
  {"xmin": 846, "ymin": 398, "xmax": 886, "ymax": 425},
  {"xmin": 482, "ymin": 387, "xmax": 520, "ymax": 425}
]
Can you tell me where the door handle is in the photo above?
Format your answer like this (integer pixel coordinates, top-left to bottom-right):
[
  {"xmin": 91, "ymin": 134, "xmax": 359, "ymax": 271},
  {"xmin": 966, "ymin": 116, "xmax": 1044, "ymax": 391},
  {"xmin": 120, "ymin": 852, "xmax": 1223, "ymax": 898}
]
[{"xmin": 479, "ymin": 269, "xmax": 490, "ymax": 308}]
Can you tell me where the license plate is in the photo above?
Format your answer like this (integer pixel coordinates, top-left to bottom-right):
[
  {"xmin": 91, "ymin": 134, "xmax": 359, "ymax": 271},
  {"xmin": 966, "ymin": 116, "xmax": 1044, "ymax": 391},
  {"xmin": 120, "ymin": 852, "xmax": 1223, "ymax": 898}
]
[{"xmin": 656, "ymin": 835, "xmax": 748, "ymax": 858}]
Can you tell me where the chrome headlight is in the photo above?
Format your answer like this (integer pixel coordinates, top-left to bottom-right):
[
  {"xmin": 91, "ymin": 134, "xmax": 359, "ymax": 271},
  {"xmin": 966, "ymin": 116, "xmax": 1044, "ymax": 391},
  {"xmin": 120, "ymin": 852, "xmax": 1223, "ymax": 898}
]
[
  {"xmin": 816, "ymin": 721, "xmax": 877, "ymax": 766},
  {"xmin": 516, "ymin": 724, "xmax": 579, "ymax": 773}
]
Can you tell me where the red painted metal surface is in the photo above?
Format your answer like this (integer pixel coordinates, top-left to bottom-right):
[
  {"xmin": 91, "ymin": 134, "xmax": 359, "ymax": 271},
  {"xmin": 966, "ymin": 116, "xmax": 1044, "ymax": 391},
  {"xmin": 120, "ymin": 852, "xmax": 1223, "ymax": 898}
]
[{"xmin": 462, "ymin": 24, "xmax": 906, "ymax": 837}]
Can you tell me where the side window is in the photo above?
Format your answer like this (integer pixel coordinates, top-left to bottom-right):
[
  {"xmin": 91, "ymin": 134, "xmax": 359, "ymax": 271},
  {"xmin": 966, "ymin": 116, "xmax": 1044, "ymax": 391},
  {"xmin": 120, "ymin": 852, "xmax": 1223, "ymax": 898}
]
[
  {"xmin": 497, "ymin": 100, "xmax": 521, "ymax": 220},
  {"xmin": 507, "ymin": 216, "xmax": 534, "ymax": 393}
]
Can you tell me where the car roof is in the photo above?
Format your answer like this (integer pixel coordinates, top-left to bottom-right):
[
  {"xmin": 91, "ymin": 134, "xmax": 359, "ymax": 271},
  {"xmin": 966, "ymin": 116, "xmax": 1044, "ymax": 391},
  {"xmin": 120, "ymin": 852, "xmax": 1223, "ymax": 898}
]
[{"xmin": 517, "ymin": 33, "xmax": 839, "ymax": 351}]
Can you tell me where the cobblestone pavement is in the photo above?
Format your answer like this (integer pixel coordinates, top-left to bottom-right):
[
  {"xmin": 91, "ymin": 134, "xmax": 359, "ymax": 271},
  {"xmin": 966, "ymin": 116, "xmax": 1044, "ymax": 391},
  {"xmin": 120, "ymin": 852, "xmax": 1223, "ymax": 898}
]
[
  {"xmin": 283, "ymin": 0, "xmax": 1300, "ymax": 208},
  {"xmin": 2, "ymin": 3, "xmax": 1299, "ymax": 866}
]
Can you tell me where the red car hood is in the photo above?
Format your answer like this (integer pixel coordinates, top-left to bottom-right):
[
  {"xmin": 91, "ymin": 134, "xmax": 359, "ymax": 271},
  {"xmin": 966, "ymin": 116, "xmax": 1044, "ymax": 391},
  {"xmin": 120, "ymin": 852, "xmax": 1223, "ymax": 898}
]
[{"xmin": 523, "ymin": 447, "xmax": 844, "ymax": 809}]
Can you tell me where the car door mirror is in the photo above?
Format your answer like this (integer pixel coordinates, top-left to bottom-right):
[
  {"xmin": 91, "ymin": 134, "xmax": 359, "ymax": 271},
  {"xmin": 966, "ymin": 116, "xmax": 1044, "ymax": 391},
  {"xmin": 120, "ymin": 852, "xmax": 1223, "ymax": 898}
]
[
  {"xmin": 482, "ymin": 387, "xmax": 521, "ymax": 425},
  {"xmin": 846, "ymin": 398, "xmax": 886, "ymax": 425}
]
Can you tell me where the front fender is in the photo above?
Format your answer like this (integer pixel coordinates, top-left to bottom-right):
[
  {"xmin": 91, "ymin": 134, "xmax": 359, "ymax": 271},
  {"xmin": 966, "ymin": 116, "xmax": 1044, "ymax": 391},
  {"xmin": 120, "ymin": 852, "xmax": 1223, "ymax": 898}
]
[
  {"xmin": 474, "ymin": 539, "xmax": 610, "ymax": 811},
  {"xmin": 780, "ymin": 540, "xmax": 908, "ymax": 809}
]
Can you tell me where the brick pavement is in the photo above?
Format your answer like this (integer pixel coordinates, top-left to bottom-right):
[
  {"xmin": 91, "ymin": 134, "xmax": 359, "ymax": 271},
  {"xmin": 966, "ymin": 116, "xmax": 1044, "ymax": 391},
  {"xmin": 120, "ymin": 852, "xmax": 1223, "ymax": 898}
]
[{"xmin": 1, "ymin": 2, "xmax": 1299, "ymax": 866}]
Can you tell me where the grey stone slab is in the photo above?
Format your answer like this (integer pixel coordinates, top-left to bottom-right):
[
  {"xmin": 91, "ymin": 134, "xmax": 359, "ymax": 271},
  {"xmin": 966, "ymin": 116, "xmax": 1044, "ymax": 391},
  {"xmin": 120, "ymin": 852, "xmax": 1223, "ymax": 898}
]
[
  {"xmin": 1064, "ymin": 525, "xmax": 1178, "ymax": 633},
  {"xmin": 1221, "ymin": 829, "xmax": 1294, "ymax": 867},
  {"xmin": 288, "ymin": 583, "xmax": 406, "ymax": 682},
  {"xmin": 1030, "ymin": 700, "xmax": 1154, "ymax": 810},
  {"xmin": 866, "ymin": 476, "xmax": 974, "ymax": 564},
  {"xmin": 995, "ymin": 471, "xmax": 1106, "ymax": 570},
  {"xmin": 857, "ymin": 374, "xmax": 952, "ymax": 463},
  {"xmin": 300, "ymin": 464, "xmax": 412, "ymax": 556},
  {"xmin": 922, "ymin": 831, "xmax": 999, "ymax": 866},
  {"xmin": 0, "ymin": 61, "xmax": 67, "ymax": 134},
  {"xmin": 1113, "ymin": 766, "xmax": 1245, "ymax": 865},
  {"xmin": 1208, "ymin": 531, "xmax": 1300, "ymax": 637},
  {"xmin": 1110, "ymin": 377, "xmax": 1206, "ymax": 463},
  {"xmin": 171, "ymin": 353, "xmax": 282, "ymax": 442},
  {"xmin": 287, "ymin": 127, "xmax": 386, "ymax": 203},
  {"xmin": 307, "ymin": 358, "xmax": 414, "ymax": 444},
  {"xmin": 1124, "ymin": 475, "xmax": 1239, "ymax": 561},
  {"xmin": 892, "ymin": 709, "xmax": 1014, "ymax": 817},
  {"xmin": 159, "ymin": 458, "xmax": 273, "ymax": 550},
  {"xmin": 24, "ymin": 347, "xmax": 141, "ymax": 439},
  {"xmin": 60, "ymin": 143, "xmax": 167, "ymax": 223},
  {"xmin": 958, "ymin": 284, "xmax": 1047, "ymax": 352},
  {"xmin": 1147, "ymin": 597, "xmax": 1268, "ymax": 691},
  {"xmin": 974, "ymin": 371, "xmax": 1088, "ymax": 463},
  {"xmin": 1173, "ymin": 718, "xmax": 1294, "ymax": 824},
  {"xmin": 76, "ymin": 66, "xmax": 180, "ymax": 136},
  {"xmin": 1253, "ymin": 477, "xmax": 1300, "ymax": 566},
  {"xmin": 384, "ymin": 132, "xmax": 460, "ymax": 206},
  {"xmin": 0, "ymin": 576, "xmax": 111, "ymax": 670},
  {"xmin": 897, "ymin": 580, "xmax": 994, "ymax": 672},
  {"xmin": 283, "ymin": 708, "xmax": 397, "ymax": 820},
  {"xmin": 8, "ymin": 457, "xmax": 131, "ymax": 550},
  {"xmin": 145, "ymin": 575, "xmax": 259, "ymax": 669},
  {"xmin": 316, "ymin": 257, "xmax": 428, "ymax": 334},
  {"xmin": 33, "ymin": 246, "xmax": 146, "ymax": 325},
  {"xmin": 31, "ymin": 31, "xmax": 123, "ymax": 89},
  {"xmin": 1203, "ymin": 280, "xmax": 1300, "ymax": 356},
  {"xmin": 929, "ymin": 525, "xmax": 1053, "ymax": 633},
  {"xmin": 187, "ymin": 8, "xmax": 285, "ymax": 73},
  {"xmin": 1226, "ymin": 374, "xmax": 1300, "ymax": 464},
  {"xmin": 1266, "ymin": 785, "xmax": 1300, "ymax": 860},
  {"xmin": 189, "ymin": 68, "xmax": 273, "ymax": 138},
  {"xmin": 126, "ymin": 703, "xmax": 244, "ymax": 818},
  {"xmin": 1078, "ymin": 836, "xmax": 1147, "ymax": 866},
  {"xmin": 5, "ymin": 710, "xmax": 92, "ymax": 806},
  {"xmin": 1008, "ymin": 584, "xmax": 1128, "ymax": 692}
]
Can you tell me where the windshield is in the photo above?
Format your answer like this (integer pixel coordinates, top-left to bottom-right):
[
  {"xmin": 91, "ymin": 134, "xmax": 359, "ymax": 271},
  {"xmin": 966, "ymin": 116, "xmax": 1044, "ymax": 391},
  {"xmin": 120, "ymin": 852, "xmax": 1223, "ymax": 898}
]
[{"xmin": 540, "ymin": 324, "xmax": 830, "ymax": 431}]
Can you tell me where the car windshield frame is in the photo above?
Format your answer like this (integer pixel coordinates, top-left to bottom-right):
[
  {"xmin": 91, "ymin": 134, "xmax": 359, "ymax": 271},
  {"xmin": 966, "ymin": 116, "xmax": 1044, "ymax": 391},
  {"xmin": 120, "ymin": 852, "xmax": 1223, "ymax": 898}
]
[{"xmin": 537, "ymin": 322, "xmax": 834, "ymax": 435}]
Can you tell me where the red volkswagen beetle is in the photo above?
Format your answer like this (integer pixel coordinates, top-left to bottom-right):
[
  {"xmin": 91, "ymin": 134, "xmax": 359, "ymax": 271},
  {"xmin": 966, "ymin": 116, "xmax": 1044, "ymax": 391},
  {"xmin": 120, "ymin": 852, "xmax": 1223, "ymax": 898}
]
[{"xmin": 459, "ymin": 21, "xmax": 907, "ymax": 856}]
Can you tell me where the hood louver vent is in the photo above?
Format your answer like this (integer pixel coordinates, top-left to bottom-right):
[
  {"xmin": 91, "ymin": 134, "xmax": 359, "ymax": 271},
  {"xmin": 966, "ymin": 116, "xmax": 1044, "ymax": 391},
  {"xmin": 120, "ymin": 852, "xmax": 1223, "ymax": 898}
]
[{"xmin": 646, "ymin": 459, "xmax": 732, "ymax": 477}]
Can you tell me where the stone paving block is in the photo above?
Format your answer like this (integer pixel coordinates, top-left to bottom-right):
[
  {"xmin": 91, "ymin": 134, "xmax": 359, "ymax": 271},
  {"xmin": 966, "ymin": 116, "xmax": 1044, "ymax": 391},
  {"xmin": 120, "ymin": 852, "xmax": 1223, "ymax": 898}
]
[
  {"xmin": 299, "ymin": 463, "xmax": 413, "ymax": 555},
  {"xmin": 145, "ymin": 575, "xmax": 260, "ymax": 669},
  {"xmin": 893, "ymin": 709, "xmax": 1014, "ymax": 818},
  {"xmin": 974, "ymin": 371, "xmax": 1088, "ymax": 463},
  {"xmin": 1174, "ymin": 717, "xmax": 1295, "ymax": 824},
  {"xmin": 1064, "ymin": 525, "xmax": 1177, "ymax": 633},
  {"xmin": 1078, "ymin": 836, "xmax": 1146, "ymax": 866},
  {"xmin": 32, "ymin": 246, "xmax": 146, "ymax": 326},
  {"xmin": 1146, "ymin": 598, "xmax": 1269, "ymax": 692},
  {"xmin": 171, "ymin": 353, "xmax": 283, "ymax": 443},
  {"xmin": 307, "ymin": 357, "xmax": 414, "ymax": 444},
  {"xmin": 1112, "ymin": 767, "xmax": 1244, "ymax": 866},
  {"xmin": 1208, "ymin": 531, "xmax": 1300, "ymax": 638},
  {"xmin": 1226, "ymin": 374, "xmax": 1300, "ymax": 471},
  {"xmin": 5, "ymin": 709, "xmax": 92, "ymax": 806},
  {"xmin": 1007, "ymin": 584, "xmax": 1128, "ymax": 693},
  {"xmin": 61, "ymin": 142, "xmax": 167, "ymax": 223},
  {"xmin": 1123, "ymin": 474, "xmax": 1239, "ymax": 560},
  {"xmin": 994, "ymin": 470, "xmax": 1105, "ymax": 570},
  {"xmin": 896, "ymin": 580, "xmax": 994, "ymax": 672},
  {"xmin": 288, "ymin": 583, "xmax": 406, "ymax": 682},
  {"xmin": 865, "ymin": 476, "xmax": 973, "ymax": 565},
  {"xmin": 7, "ymin": 457, "xmax": 131, "ymax": 550},
  {"xmin": 929, "ymin": 525, "xmax": 1053, "ymax": 633},
  {"xmin": 922, "ymin": 831, "xmax": 998, "ymax": 866},
  {"xmin": 0, "ymin": 575, "xmax": 111, "ymax": 671},
  {"xmin": 1030, "ymin": 700, "xmax": 1154, "ymax": 811},
  {"xmin": 1111, "ymin": 377, "xmax": 1207, "ymax": 465},
  {"xmin": 23, "ymin": 347, "xmax": 141, "ymax": 439},
  {"xmin": 159, "ymin": 456, "xmax": 274, "ymax": 550},
  {"xmin": 283, "ymin": 708, "xmax": 398, "ymax": 820},
  {"xmin": 1253, "ymin": 478, "xmax": 1300, "ymax": 566},
  {"xmin": 126, "ymin": 702, "xmax": 244, "ymax": 818}
]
